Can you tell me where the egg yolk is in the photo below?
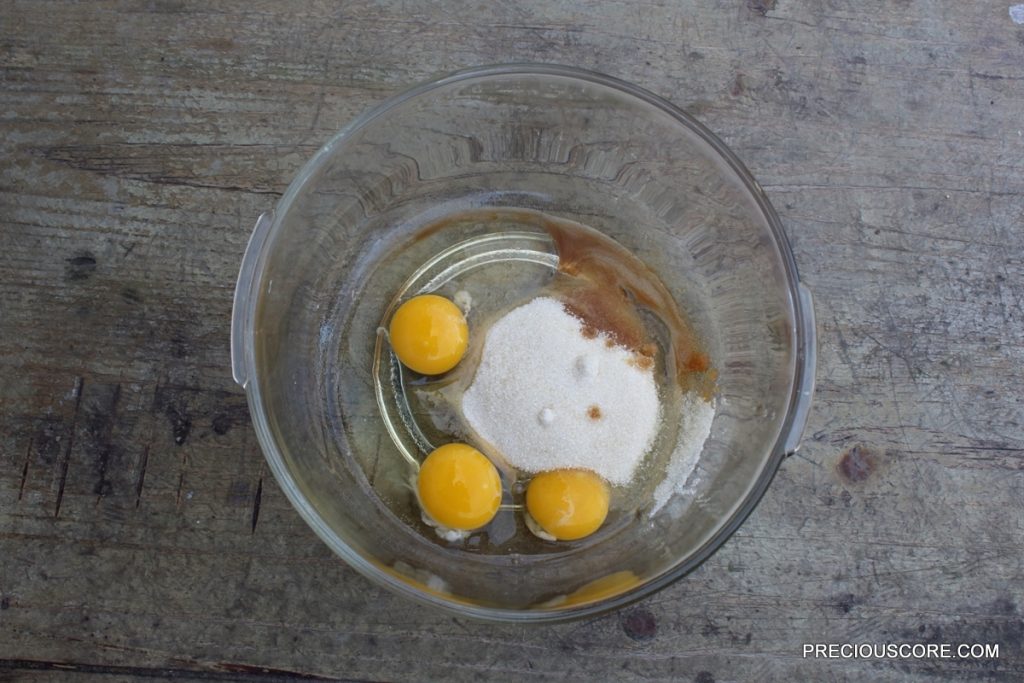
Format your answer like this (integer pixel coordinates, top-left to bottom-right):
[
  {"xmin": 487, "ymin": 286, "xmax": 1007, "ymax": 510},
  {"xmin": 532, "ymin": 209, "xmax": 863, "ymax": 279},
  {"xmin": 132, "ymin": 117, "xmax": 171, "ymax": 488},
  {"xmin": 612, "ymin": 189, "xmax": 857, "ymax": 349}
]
[
  {"xmin": 417, "ymin": 443, "xmax": 501, "ymax": 531},
  {"xmin": 526, "ymin": 469, "xmax": 610, "ymax": 541},
  {"xmin": 389, "ymin": 294, "xmax": 468, "ymax": 375},
  {"xmin": 563, "ymin": 570, "xmax": 642, "ymax": 606}
]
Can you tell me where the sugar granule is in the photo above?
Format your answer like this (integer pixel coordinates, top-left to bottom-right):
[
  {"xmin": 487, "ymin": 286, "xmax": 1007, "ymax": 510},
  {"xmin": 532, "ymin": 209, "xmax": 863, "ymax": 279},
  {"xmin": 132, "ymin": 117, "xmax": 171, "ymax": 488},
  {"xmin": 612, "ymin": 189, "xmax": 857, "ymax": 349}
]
[
  {"xmin": 650, "ymin": 393, "xmax": 715, "ymax": 517},
  {"xmin": 461, "ymin": 297, "xmax": 660, "ymax": 485}
]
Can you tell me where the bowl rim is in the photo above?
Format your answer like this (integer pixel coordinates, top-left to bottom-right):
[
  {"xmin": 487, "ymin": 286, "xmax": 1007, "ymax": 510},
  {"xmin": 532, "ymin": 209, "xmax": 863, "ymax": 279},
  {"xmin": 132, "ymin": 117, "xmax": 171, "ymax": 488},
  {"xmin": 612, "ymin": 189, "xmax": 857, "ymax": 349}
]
[{"xmin": 238, "ymin": 63, "xmax": 812, "ymax": 623}]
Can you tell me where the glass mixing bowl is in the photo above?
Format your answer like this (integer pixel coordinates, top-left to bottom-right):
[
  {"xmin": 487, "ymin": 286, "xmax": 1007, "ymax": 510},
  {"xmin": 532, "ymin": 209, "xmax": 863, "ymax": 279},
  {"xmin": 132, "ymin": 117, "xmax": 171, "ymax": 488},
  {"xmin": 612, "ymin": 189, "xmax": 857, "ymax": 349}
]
[{"xmin": 230, "ymin": 64, "xmax": 815, "ymax": 622}]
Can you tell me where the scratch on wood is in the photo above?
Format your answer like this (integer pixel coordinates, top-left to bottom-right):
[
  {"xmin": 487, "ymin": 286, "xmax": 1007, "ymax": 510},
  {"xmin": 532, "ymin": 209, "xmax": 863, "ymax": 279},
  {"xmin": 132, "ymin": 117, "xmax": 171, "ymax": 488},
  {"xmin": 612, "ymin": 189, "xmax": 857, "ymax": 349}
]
[
  {"xmin": 54, "ymin": 377, "xmax": 85, "ymax": 518},
  {"xmin": 215, "ymin": 661, "xmax": 335, "ymax": 679},
  {"xmin": 134, "ymin": 445, "xmax": 150, "ymax": 509},
  {"xmin": 250, "ymin": 474, "xmax": 264, "ymax": 535},
  {"xmin": 175, "ymin": 468, "xmax": 185, "ymax": 509},
  {"xmin": 37, "ymin": 145, "xmax": 283, "ymax": 196},
  {"xmin": 308, "ymin": 90, "xmax": 326, "ymax": 133},
  {"xmin": 18, "ymin": 441, "xmax": 31, "ymax": 501}
]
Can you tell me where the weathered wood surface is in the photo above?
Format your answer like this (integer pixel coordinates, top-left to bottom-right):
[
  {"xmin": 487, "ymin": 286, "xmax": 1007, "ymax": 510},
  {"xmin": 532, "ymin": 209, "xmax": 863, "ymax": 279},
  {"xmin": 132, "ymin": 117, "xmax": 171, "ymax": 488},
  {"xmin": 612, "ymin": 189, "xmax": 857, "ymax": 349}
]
[{"xmin": 2, "ymin": 1, "xmax": 1023, "ymax": 681}]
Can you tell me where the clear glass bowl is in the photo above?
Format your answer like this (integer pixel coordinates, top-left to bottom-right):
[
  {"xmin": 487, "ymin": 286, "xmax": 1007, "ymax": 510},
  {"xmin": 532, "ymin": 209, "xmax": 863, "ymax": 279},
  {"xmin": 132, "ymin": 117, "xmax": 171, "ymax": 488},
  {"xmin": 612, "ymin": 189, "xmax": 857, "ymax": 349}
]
[{"xmin": 230, "ymin": 64, "xmax": 816, "ymax": 622}]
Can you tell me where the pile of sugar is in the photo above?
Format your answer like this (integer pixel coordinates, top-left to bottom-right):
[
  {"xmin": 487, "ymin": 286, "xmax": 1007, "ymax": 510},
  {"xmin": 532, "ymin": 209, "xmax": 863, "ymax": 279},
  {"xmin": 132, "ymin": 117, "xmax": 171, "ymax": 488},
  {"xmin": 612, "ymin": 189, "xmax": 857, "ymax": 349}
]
[
  {"xmin": 461, "ymin": 297, "xmax": 660, "ymax": 485},
  {"xmin": 650, "ymin": 393, "xmax": 715, "ymax": 517}
]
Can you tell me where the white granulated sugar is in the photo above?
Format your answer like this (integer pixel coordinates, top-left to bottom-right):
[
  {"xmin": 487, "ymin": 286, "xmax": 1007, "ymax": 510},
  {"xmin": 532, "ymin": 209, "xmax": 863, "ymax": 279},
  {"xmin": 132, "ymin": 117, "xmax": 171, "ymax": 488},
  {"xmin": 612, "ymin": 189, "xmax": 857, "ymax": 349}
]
[
  {"xmin": 650, "ymin": 393, "xmax": 715, "ymax": 518},
  {"xmin": 461, "ymin": 297, "xmax": 660, "ymax": 485},
  {"xmin": 537, "ymin": 407, "xmax": 556, "ymax": 426},
  {"xmin": 453, "ymin": 289, "xmax": 472, "ymax": 314}
]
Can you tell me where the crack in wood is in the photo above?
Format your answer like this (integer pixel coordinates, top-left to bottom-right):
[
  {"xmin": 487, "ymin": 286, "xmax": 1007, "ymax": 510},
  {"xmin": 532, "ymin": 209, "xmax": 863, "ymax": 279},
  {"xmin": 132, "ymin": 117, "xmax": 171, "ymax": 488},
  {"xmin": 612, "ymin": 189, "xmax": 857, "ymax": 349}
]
[
  {"xmin": 0, "ymin": 658, "xmax": 337, "ymax": 681},
  {"xmin": 134, "ymin": 445, "xmax": 150, "ymax": 509},
  {"xmin": 175, "ymin": 470, "xmax": 186, "ymax": 510},
  {"xmin": 53, "ymin": 377, "xmax": 85, "ymax": 519},
  {"xmin": 250, "ymin": 475, "xmax": 263, "ymax": 535},
  {"xmin": 18, "ymin": 441, "xmax": 31, "ymax": 501}
]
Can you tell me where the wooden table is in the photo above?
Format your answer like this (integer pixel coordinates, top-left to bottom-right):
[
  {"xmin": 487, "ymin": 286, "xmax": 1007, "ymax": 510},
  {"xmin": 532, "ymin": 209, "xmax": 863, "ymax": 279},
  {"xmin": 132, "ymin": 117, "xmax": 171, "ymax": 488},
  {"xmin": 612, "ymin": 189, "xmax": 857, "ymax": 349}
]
[{"xmin": 3, "ymin": 2, "xmax": 1022, "ymax": 680}]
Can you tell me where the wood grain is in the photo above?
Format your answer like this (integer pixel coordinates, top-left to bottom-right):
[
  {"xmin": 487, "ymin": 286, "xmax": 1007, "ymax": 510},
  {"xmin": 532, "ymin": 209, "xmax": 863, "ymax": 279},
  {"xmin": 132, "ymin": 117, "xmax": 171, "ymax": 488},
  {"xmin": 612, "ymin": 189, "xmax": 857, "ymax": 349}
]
[{"xmin": 2, "ymin": 0, "xmax": 1023, "ymax": 681}]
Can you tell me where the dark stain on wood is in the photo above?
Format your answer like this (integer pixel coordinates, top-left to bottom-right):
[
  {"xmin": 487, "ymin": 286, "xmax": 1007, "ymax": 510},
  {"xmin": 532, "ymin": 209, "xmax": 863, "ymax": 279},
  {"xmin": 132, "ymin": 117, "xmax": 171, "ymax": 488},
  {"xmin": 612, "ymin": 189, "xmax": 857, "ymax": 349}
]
[
  {"xmin": 155, "ymin": 385, "xmax": 194, "ymax": 446},
  {"xmin": 30, "ymin": 418, "xmax": 65, "ymax": 468},
  {"xmin": 169, "ymin": 408, "xmax": 192, "ymax": 445},
  {"xmin": 695, "ymin": 672, "xmax": 716, "ymax": 683},
  {"xmin": 991, "ymin": 597, "xmax": 1017, "ymax": 616},
  {"xmin": 731, "ymin": 73, "xmax": 746, "ymax": 97},
  {"xmin": 92, "ymin": 476, "xmax": 113, "ymax": 497},
  {"xmin": 64, "ymin": 254, "xmax": 96, "ymax": 281},
  {"xmin": 120, "ymin": 287, "xmax": 143, "ymax": 304},
  {"xmin": 620, "ymin": 609, "xmax": 657, "ymax": 641},
  {"xmin": 747, "ymin": 0, "xmax": 777, "ymax": 16},
  {"xmin": 212, "ymin": 413, "xmax": 235, "ymax": 435},
  {"xmin": 833, "ymin": 592, "xmax": 863, "ymax": 614},
  {"xmin": 211, "ymin": 403, "xmax": 250, "ymax": 437},
  {"xmin": 227, "ymin": 480, "xmax": 251, "ymax": 506},
  {"xmin": 837, "ymin": 444, "xmax": 875, "ymax": 483},
  {"xmin": 820, "ymin": 489, "xmax": 853, "ymax": 507},
  {"xmin": 169, "ymin": 333, "xmax": 191, "ymax": 359},
  {"xmin": 83, "ymin": 383, "xmax": 122, "ymax": 499}
]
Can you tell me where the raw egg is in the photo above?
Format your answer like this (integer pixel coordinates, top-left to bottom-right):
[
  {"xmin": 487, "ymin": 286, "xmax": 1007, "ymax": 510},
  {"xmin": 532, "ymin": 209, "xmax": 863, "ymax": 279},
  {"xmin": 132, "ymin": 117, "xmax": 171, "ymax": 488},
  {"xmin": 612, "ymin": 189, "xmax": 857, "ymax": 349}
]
[
  {"xmin": 526, "ymin": 469, "xmax": 610, "ymax": 541},
  {"xmin": 389, "ymin": 294, "xmax": 468, "ymax": 375},
  {"xmin": 563, "ymin": 571, "xmax": 641, "ymax": 605},
  {"xmin": 417, "ymin": 443, "xmax": 501, "ymax": 532}
]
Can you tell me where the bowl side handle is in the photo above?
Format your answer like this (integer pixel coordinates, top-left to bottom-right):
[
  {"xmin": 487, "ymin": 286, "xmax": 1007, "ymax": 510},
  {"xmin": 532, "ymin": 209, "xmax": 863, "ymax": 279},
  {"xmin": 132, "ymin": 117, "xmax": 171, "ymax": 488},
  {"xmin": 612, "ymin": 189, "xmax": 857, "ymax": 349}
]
[
  {"xmin": 231, "ymin": 210, "xmax": 275, "ymax": 388},
  {"xmin": 783, "ymin": 283, "xmax": 816, "ymax": 455}
]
